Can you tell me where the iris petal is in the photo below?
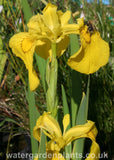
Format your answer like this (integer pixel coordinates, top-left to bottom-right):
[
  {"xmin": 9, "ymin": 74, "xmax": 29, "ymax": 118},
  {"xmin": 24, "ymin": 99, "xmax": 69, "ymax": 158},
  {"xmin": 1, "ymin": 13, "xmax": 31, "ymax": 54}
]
[
  {"xmin": 60, "ymin": 11, "xmax": 71, "ymax": 26},
  {"xmin": 33, "ymin": 112, "xmax": 62, "ymax": 142},
  {"xmin": 63, "ymin": 120, "xmax": 95, "ymax": 144},
  {"xmin": 35, "ymin": 36, "xmax": 70, "ymax": 60},
  {"xmin": 63, "ymin": 114, "xmax": 70, "ymax": 134},
  {"xmin": 42, "ymin": 3, "xmax": 59, "ymax": 32},
  {"xmin": 33, "ymin": 113, "xmax": 100, "ymax": 160},
  {"xmin": 68, "ymin": 31, "xmax": 110, "ymax": 74},
  {"xmin": 9, "ymin": 32, "xmax": 40, "ymax": 91},
  {"xmin": 57, "ymin": 36, "xmax": 70, "ymax": 57},
  {"xmin": 35, "ymin": 39, "xmax": 51, "ymax": 59}
]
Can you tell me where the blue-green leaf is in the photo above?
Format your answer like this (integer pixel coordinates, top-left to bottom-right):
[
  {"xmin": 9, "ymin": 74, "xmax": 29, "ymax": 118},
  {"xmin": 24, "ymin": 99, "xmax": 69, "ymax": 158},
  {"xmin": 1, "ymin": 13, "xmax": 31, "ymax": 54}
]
[
  {"xmin": 74, "ymin": 76, "xmax": 90, "ymax": 160},
  {"xmin": 69, "ymin": 16, "xmax": 82, "ymax": 127},
  {"xmin": 27, "ymin": 84, "xmax": 40, "ymax": 154},
  {"xmin": 61, "ymin": 84, "xmax": 71, "ymax": 160},
  {"xmin": 38, "ymin": 130, "xmax": 46, "ymax": 160},
  {"xmin": 35, "ymin": 54, "xmax": 46, "ymax": 93}
]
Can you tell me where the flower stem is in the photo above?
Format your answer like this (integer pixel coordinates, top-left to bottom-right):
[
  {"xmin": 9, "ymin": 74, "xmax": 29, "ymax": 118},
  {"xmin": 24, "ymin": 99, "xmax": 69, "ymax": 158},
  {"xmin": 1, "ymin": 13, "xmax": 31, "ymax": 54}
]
[{"xmin": 46, "ymin": 43, "xmax": 58, "ymax": 117}]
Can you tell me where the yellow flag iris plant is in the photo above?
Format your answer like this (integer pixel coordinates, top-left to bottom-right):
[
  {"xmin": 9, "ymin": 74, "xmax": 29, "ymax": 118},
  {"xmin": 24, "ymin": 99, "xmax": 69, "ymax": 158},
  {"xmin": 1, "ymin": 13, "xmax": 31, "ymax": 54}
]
[{"xmin": 9, "ymin": 2, "xmax": 110, "ymax": 160}]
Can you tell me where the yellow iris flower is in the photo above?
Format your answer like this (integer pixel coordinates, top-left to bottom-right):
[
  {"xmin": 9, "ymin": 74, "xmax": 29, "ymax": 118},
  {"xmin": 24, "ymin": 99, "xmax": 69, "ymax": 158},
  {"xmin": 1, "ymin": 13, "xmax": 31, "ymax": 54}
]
[
  {"xmin": 27, "ymin": 2, "xmax": 80, "ymax": 60},
  {"xmin": 33, "ymin": 112, "xmax": 100, "ymax": 160},
  {"xmin": 67, "ymin": 18, "xmax": 110, "ymax": 74},
  {"xmin": 9, "ymin": 3, "xmax": 80, "ymax": 91}
]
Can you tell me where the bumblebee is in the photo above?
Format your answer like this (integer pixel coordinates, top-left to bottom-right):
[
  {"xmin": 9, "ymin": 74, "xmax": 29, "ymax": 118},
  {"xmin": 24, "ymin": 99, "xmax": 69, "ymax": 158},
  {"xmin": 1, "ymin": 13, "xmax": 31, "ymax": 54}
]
[{"xmin": 85, "ymin": 20, "xmax": 97, "ymax": 35}]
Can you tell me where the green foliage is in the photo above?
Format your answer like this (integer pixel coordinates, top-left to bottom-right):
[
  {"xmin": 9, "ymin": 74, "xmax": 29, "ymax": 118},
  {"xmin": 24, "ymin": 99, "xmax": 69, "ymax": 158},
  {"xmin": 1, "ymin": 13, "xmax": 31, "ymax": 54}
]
[
  {"xmin": 89, "ymin": 65, "xmax": 114, "ymax": 156},
  {"xmin": 0, "ymin": 36, "xmax": 7, "ymax": 83}
]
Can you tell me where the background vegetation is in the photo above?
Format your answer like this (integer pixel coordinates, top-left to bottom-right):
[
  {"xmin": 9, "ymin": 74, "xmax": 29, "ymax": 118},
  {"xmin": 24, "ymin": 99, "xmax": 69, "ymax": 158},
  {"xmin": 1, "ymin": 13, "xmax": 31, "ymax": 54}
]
[{"xmin": 0, "ymin": 0, "xmax": 113, "ymax": 160}]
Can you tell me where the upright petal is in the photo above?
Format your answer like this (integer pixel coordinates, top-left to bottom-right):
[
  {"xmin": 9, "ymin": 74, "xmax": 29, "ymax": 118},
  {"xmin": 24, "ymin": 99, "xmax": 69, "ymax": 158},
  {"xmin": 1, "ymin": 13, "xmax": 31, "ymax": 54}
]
[
  {"xmin": 63, "ymin": 114, "xmax": 70, "ymax": 134},
  {"xmin": 61, "ymin": 15, "xmax": 81, "ymax": 36},
  {"xmin": 27, "ymin": 14, "xmax": 42, "ymax": 34},
  {"xmin": 77, "ymin": 17, "xmax": 84, "ymax": 28},
  {"xmin": 60, "ymin": 10, "xmax": 71, "ymax": 26},
  {"xmin": 42, "ymin": 3, "xmax": 59, "ymax": 32},
  {"xmin": 9, "ymin": 32, "xmax": 40, "ymax": 91}
]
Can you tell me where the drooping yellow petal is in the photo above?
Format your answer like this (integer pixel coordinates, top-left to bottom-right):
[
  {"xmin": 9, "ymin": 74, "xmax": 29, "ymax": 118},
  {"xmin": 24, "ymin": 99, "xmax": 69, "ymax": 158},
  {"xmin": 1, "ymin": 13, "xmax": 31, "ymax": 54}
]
[
  {"xmin": 9, "ymin": 32, "xmax": 33, "ymax": 67},
  {"xmin": 33, "ymin": 115, "xmax": 43, "ymax": 142},
  {"xmin": 33, "ymin": 112, "xmax": 62, "ymax": 142},
  {"xmin": 28, "ymin": 68, "xmax": 40, "ymax": 91},
  {"xmin": 63, "ymin": 120, "xmax": 95, "ymax": 144},
  {"xmin": 64, "ymin": 120, "xmax": 100, "ymax": 160},
  {"xmin": 85, "ymin": 125, "xmax": 100, "ymax": 160},
  {"xmin": 9, "ymin": 32, "xmax": 41, "ymax": 91},
  {"xmin": 22, "ymin": 38, "xmax": 34, "ymax": 52},
  {"xmin": 85, "ymin": 141, "xmax": 100, "ymax": 160},
  {"xmin": 68, "ymin": 31, "xmax": 110, "ymax": 74}
]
